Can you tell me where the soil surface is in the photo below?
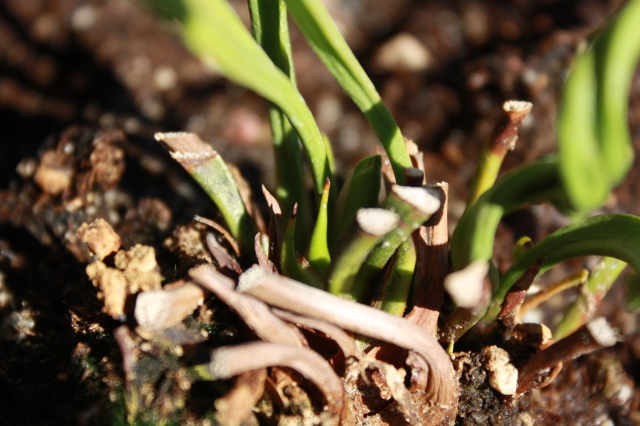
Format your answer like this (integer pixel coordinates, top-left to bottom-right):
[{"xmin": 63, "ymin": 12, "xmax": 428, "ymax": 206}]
[{"xmin": 1, "ymin": 0, "xmax": 640, "ymax": 425}]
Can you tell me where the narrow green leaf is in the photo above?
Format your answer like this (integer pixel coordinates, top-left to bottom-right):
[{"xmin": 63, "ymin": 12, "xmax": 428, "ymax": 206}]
[
  {"xmin": 150, "ymin": 0, "xmax": 331, "ymax": 196},
  {"xmin": 283, "ymin": 0, "xmax": 412, "ymax": 184},
  {"xmin": 307, "ymin": 178, "xmax": 332, "ymax": 277},
  {"xmin": 248, "ymin": 0, "xmax": 312, "ymax": 248},
  {"xmin": 450, "ymin": 156, "xmax": 565, "ymax": 271},
  {"xmin": 154, "ymin": 132, "xmax": 256, "ymax": 260},
  {"xmin": 489, "ymin": 214, "xmax": 640, "ymax": 320},
  {"xmin": 331, "ymin": 155, "xmax": 382, "ymax": 249},
  {"xmin": 328, "ymin": 208, "xmax": 400, "ymax": 301},
  {"xmin": 555, "ymin": 257, "xmax": 627, "ymax": 339},
  {"xmin": 375, "ymin": 239, "xmax": 417, "ymax": 316}
]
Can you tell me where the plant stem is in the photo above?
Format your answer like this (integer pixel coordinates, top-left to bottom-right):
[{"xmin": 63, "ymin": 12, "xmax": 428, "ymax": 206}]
[
  {"xmin": 237, "ymin": 265, "xmax": 459, "ymax": 424},
  {"xmin": 307, "ymin": 178, "xmax": 332, "ymax": 277},
  {"xmin": 405, "ymin": 182, "xmax": 448, "ymax": 337},
  {"xmin": 517, "ymin": 317, "xmax": 621, "ymax": 393},
  {"xmin": 518, "ymin": 269, "xmax": 587, "ymax": 321},
  {"xmin": 554, "ymin": 257, "xmax": 626, "ymax": 339},
  {"xmin": 497, "ymin": 257, "xmax": 545, "ymax": 328},
  {"xmin": 467, "ymin": 100, "xmax": 533, "ymax": 207},
  {"xmin": 354, "ymin": 185, "xmax": 442, "ymax": 300},
  {"xmin": 283, "ymin": 0, "xmax": 412, "ymax": 184},
  {"xmin": 327, "ymin": 208, "xmax": 400, "ymax": 300},
  {"xmin": 375, "ymin": 239, "xmax": 417, "ymax": 316}
]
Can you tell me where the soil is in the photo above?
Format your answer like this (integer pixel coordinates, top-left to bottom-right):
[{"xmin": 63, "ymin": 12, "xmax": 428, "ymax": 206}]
[{"xmin": 1, "ymin": 0, "xmax": 640, "ymax": 425}]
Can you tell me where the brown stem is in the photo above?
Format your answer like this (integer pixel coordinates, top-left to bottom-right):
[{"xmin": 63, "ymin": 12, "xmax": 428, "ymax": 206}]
[
  {"xmin": 261, "ymin": 185, "xmax": 284, "ymax": 270},
  {"xmin": 205, "ymin": 233, "xmax": 242, "ymax": 274},
  {"xmin": 194, "ymin": 215, "xmax": 240, "ymax": 257},
  {"xmin": 517, "ymin": 317, "xmax": 621, "ymax": 393},
  {"xmin": 489, "ymin": 100, "xmax": 533, "ymax": 157},
  {"xmin": 406, "ymin": 182, "xmax": 448, "ymax": 338},
  {"xmin": 190, "ymin": 265, "xmax": 306, "ymax": 347},
  {"xmin": 207, "ymin": 342, "xmax": 344, "ymax": 426},
  {"xmin": 254, "ymin": 233, "xmax": 277, "ymax": 273},
  {"xmin": 237, "ymin": 266, "xmax": 458, "ymax": 425},
  {"xmin": 497, "ymin": 257, "xmax": 545, "ymax": 328}
]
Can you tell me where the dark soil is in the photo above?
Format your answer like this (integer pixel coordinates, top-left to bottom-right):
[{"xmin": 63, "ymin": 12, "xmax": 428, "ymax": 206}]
[{"xmin": 1, "ymin": 0, "xmax": 640, "ymax": 424}]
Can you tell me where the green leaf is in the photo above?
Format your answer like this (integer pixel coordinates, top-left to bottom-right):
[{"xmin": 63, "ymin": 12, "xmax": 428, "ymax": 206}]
[
  {"xmin": 280, "ymin": 205, "xmax": 325, "ymax": 289},
  {"xmin": 283, "ymin": 0, "xmax": 412, "ymax": 184},
  {"xmin": 450, "ymin": 156, "xmax": 565, "ymax": 271},
  {"xmin": 328, "ymin": 208, "xmax": 400, "ymax": 301},
  {"xmin": 557, "ymin": 0, "xmax": 640, "ymax": 215},
  {"xmin": 375, "ymin": 239, "xmax": 417, "ymax": 316},
  {"xmin": 331, "ymin": 155, "xmax": 382, "ymax": 249},
  {"xmin": 248, "ymin": 0, "xmax": 312, "ymax": 248},
  {"xmin": 150, "ymin": 0, "xmax": 332, "ymax": 196},
  {"xmin": 154, "ymin": 132, "xmax": 257, "ymax": 260},
  {"xmin": 307, "ymin": 178, "xmax": 332, "ymax": 277},
  {"xmin": 489, "ymin": 214, "xmax": 640, "ymax": 320}
]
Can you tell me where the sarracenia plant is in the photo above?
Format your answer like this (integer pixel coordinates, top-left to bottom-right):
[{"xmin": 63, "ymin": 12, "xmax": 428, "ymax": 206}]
[{"xmin": 132, "ymin": 0, "xmax": 640, "ymax": 423}]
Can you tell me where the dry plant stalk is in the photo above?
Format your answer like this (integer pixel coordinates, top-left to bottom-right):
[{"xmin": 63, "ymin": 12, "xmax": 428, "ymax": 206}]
[
  {"xmin": 206, "ymin": 341, "xmax": 345, "ymax": 426},
  {"xmin": 236, "ymin": 265, "xmax": 459, "ymax": 425},
  {"xmin": 517, "ymin": 317, "xmax": 621, "ymax": 393},
  {"xmin": 406, "ymin": 182, "xmax": 448, "ymax": 337}
]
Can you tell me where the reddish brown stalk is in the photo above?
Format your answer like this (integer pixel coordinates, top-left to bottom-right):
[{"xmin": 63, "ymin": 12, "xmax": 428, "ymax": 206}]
[
  {"xmin": 488, "ymin": 100, "xmax": 533, "ymax": 157},
  {"xmin": 207, "ymin": 342, "xmax": 345, "ymax": 426},
  {"xmin": 261, "ymin": 185, "xmax": 284, "ymax": 270},
  {"xmin": 190, "ymin": 265, "xmax": 307, "ymax": 347},
  {"xmin": 517, "ymin": 317, "xmax": 621, "ymax": 393},
  {"xmin": 406, "ymin": 182, "xmax": 448, "ymax": 338},
  {"xmin": 467, "ymin": 100, "xmax": 533, "ymax": 206},
  {"xmin": 194, "ymin": 215, "xmax": 241, "ymax": 257},
  {"xmin": 205, "ymin": 233, "xmax": 242, "ymax": 274},
  {"xmin": 254, "ymin": 233, "xmax": 277, "ymax": 273},
  {"xmin": 497, "ymin": 257, "xmax": 545, "ymax": 328},
  {"xmin": 237, "ymin": 266, "xmax": 458, "ymax": 425}
]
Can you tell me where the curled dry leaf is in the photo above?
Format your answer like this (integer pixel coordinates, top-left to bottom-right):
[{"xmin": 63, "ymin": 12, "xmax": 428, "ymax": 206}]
[
  {"xmin": 190, "ymin": 264, "xmax": 307, "ymax": 347},
  {"xmin": 237, "ymin": 266, "xmax": 459, "ymax": 425},
  {"xmin": 206, "ymin": 342, "xmax": 345, "ymax": 426}
]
